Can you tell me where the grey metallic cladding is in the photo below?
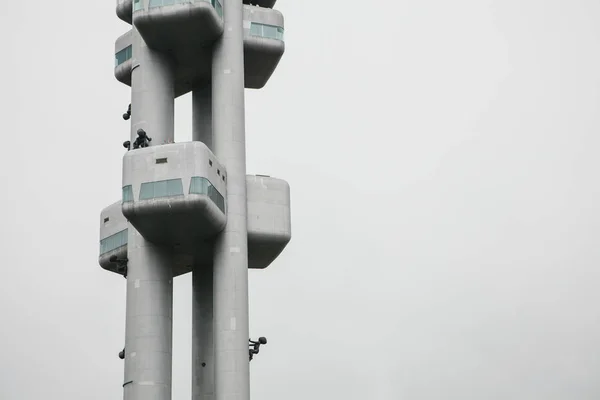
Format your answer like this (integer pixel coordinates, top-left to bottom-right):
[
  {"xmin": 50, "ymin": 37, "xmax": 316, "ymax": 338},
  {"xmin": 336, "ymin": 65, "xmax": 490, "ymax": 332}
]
[
  {"xmin": 114, "ymin": 5, "xmax": 284, "ymax": 95},
  {"xmin": 117, "ymin": 0, "xmax": 133, "ymax": 24},
  {"xmin": 242, "ymin": 0, "xmax": 276, "ymax": 8}
]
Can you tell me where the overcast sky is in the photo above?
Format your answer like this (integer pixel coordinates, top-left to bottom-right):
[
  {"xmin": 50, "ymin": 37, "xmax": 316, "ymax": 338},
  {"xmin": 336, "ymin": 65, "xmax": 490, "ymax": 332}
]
[{"xmin": 1, "ymin": 0, "xmax": 600, "ymax": 399}]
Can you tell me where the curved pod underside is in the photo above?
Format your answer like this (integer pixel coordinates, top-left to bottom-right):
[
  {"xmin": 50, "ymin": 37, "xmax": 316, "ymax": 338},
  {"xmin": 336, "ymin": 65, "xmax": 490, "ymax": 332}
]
[
  {"xmin": 134, "ymin": 2, "xmax": 224, "ymax": 52},
  {"xmin": 117, "ymin": 0, "xmax": 133, "ymax": 24},
  {"xmin": 114, "ymin": 4, "xmax": 284, "ymax": 94},
  {"xmin": 243, "ymin": 0, "xmax": 276, "ymax": 8}
]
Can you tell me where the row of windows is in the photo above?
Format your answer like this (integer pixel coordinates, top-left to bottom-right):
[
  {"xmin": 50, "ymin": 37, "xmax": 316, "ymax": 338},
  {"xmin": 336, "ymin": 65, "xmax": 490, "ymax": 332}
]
[
  {"xmin": 250, "ymin": 23, "xmax": 284, "ymax": 41},
  {"xmin": 115, "ymin": 45, "xmax": 133, "ymax": 67},
  {"xmin": 100, "ymin": 229, "xmax": 128, "ymax": 255},
  {"xmin": 140, "ymin": 179, "xmax": 183, "ymax": 200},
  {"xmin": 122, "ymin": 177, "xmax": 225, "ymax": 213},
  {"xmin": 189, "ymin": 177, "xmax": 225, "ymax": 213}
]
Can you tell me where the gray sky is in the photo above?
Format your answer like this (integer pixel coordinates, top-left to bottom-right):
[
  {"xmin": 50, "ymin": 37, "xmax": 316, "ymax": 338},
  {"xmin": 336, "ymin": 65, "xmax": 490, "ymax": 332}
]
[{"xmin": 1, "ymin": 0, "xmax": 600, "ymax": 399}]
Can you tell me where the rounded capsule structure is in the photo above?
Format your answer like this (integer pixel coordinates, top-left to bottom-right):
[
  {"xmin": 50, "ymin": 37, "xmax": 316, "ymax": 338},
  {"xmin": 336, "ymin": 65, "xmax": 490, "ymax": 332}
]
[
  {"xmin": 117, "ymin": 0, "xmax": 133, "ymax": 24},
  {"xmin": 121, "ymin": 142, "xmax": 227, "ymax": 247},
  {"xmin": 113, "ymin": 4, "xmax": 285, "ymax": 96}
]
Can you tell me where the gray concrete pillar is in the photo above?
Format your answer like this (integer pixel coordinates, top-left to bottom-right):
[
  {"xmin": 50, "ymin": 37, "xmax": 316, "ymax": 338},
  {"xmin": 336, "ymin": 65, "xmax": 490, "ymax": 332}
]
[
  {"xmin": 130, "ymin": 25, "xmax": 174, "ymax": 146},
  {"xmin": 211, "ymin": 0, "xmax": 250, "ymax": 399},
  {"xmin": 192, "ymin": 263, "xmax": 215, "ymax": 400},
  {"xmin": 192, "ymin": 86, "xmax": 213, "ymax": 149},
  {"xmin": 123, "ymin": 23, "xmax": 176, "ymax": 400},
  {"xmin": 123, "ymin": 230, "xmax": 173, "ymax": 400}
]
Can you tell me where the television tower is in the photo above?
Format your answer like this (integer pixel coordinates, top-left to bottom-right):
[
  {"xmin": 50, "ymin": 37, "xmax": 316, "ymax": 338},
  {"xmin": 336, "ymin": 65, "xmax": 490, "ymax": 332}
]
[{"xmin": 98, "ymin": 1, "xmax": 290, "ymax": 400}]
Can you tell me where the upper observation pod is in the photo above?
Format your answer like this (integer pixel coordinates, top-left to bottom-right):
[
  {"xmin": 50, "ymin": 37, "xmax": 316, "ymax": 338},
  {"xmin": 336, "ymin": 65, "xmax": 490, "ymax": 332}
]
[
  {"xmin": 243, "ymin": 5, "xmax": 285, "ymax": 88},
  {"xmin": 133, "ymin": 0, "xmax": 224, "ymax": 55},
  {"xmin": 114, "ymin": 4, "xmax": 284, "ymax": 95},
  {"xmin": 122, "ymin": 142, "xmax": 227, "ymax": 247},
  {"xmin": 243, "ymin": 0, "xmax": 277, "ymax": 8},
  {"xmin": 117, "ymin": 0, "xmax": 133, "ymax": 24}
]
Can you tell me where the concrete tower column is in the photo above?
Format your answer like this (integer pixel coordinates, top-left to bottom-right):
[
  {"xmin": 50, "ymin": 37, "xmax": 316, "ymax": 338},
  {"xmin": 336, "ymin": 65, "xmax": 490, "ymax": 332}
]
[
  {"xmin": 123, "ymin": 230, "xmax": 173, "ymax": 400},
  {"xmin": 130, "ymin": 25, "xmax": 175, "ymax": 145},
  {"xmin": 192, "ymin": 86, "xmax": 213, "ymax": 149},
  {"xmin": 192, "ymin": 84, "xmax": 216, "ymax": 400},
  {"xmin": 212, "ymin": 0, "xmax": 250, "ymax": 399},
  {"xmin": 192, "ymin": 262, "xmax": 215, "ymax": 400},
  {"xmin": 122, "ymin": 23, "xmax": 175, "ymax": 400}
]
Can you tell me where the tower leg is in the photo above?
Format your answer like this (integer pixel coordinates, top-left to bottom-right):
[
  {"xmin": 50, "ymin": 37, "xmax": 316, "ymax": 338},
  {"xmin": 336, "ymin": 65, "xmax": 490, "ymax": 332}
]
[
  {"xmin": 192, "ymin": 263, "xmax": 215, "ymax": 400},
  {"xmin": 212, "ymin": 1, "xmax": 250, "ymax": 399},
  {"xmin": 123, "ymin": 25, "xmax": 176, "ymax": 400},
  {"xmin": 131, "ymin": 26, "xmax": 174, "ymax": 145},
  {"xmin": 123, "ymin": 230, "xmax": 173, "ymax": 400},
  {"xmin": 193, "ymin": 86, "xmax": 213, "ymax": 148}
]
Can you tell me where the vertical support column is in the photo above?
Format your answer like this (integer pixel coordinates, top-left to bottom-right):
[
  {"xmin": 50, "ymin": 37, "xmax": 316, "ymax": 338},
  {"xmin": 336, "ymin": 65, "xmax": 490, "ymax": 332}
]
[
  {"xmin": 192, "ymin": 263, "xmax": 215, "ymax": 400},
  {"xmin": 131, "ymin": 25, "xmax": 174, "ymax": 145},
  {"xmin": 123, "ymin": 22, "xmax": 175, "ymax": 400},
  {"xmin": 212, "ymin": 1, "xmax": 250, "ymax": 400},
  {"xmin": 193, "ymin": 86, "xmax": 213, "ymax": 149},
  {"xmin": 123, "ymin": 230, "xmax": 173, "ymax": 400}
]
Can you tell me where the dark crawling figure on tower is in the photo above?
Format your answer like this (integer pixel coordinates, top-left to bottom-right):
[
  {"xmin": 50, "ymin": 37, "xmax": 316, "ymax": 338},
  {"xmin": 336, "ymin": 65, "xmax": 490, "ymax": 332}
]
[
  {"xmin": 249, "ymin": 337, "xmax": 267, "ymax": 361},
  {"xmin": 133, "ymin": 128, "xmax": 152, "ymax": 149}
]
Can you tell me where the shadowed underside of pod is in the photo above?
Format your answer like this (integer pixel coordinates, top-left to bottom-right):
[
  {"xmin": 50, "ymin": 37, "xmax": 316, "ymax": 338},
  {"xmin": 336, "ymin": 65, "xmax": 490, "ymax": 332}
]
[
  {"xmin": 133, "ymin": 1, "xmax": 224, "ymax": 54},
  {"xmin": 117, "ymin": 0, "xmax": 133, "ymax": 24},
  {"xmin": 114, "ymin": 4, "xmax": 284, "ymax": 95},
  {"xmin": 243, "ymin": 0, "xmax": 276, "ymax": 8}
]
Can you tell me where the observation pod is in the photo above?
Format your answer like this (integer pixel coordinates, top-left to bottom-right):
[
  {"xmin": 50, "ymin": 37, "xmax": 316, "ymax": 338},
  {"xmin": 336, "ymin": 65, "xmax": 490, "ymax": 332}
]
[
  {"xmin": 113, "ymin": 3, "xmax": 285, "ymax": 94},
  {"xmin": 117, "ymin": 0, "xmax": 133, "ymax": 24},
  {"xmin": 121, "ymin": 142, "xmax": 227, "ymax": 247},
  {"xmin": 99, "ymin": 175, "xmax": 291, "ymax": 272},
  {"xmin": 99, "ymin": 201, "xmax": 129, "ymax": 274},
  {"xmin": 247, "ymin": 175, "xmax": 291, "ymax": 268},
  {"xmin": 243, "ymin": 5, "xmax": 285, "ymax": 88},
  {"xmin": 115, "ymin": 31, "xmax": 133, "ymax": 86}
]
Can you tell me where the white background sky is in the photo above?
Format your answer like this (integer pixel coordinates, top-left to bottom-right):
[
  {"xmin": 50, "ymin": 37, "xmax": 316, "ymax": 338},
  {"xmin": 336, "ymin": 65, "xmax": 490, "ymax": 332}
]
[{"xmin": 2, "ymin": 0, "xmax": 600, "ymax": 399}]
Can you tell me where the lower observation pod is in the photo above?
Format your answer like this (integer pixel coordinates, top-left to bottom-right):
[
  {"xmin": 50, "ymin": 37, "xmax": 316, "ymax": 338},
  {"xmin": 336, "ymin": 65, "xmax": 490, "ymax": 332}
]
[
  {"xmin": 122, "ymin": 142, "xmax": 227, "ymax": 247},
  {"xmin": 100, "ymin": 173, "xmax": 291, "ymax": 274}
]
